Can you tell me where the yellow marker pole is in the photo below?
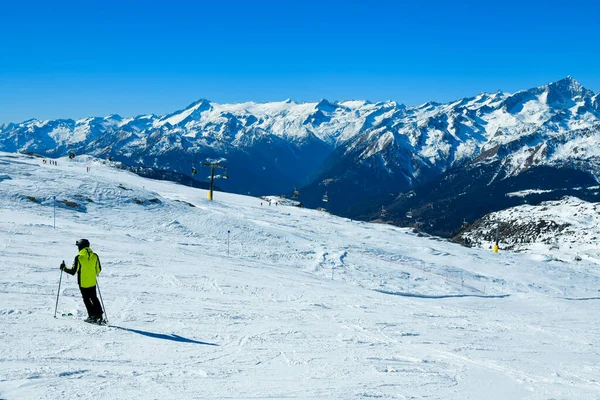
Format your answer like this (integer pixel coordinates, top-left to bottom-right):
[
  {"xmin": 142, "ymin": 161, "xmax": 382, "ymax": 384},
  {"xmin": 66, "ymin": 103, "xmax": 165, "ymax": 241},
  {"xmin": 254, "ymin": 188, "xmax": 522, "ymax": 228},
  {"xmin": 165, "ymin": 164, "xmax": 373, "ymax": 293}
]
[
  {"xmin": 207, "ymin": 166, "xmax": 215, "ymax": 201},
  {"xmin": 493, "ymin": 223, "xmax": 500, "ymax": 253}
]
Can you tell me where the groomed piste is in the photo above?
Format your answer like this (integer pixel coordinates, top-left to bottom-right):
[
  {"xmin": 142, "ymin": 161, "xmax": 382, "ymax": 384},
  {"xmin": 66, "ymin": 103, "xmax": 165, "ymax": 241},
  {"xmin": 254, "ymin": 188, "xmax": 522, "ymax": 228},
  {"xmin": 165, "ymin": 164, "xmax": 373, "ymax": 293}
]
[{"xmin": 1, "ymin": 152, "xmax": 599, "ymax": 399}]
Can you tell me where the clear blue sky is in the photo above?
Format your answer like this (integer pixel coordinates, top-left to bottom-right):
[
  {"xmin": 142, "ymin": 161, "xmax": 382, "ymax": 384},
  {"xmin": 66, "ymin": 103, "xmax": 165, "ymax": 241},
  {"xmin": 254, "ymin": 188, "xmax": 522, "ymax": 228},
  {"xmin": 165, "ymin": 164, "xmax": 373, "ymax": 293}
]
[{"xmin": 1, "ymin": 0, "xmax": 599, "ymax": 123}]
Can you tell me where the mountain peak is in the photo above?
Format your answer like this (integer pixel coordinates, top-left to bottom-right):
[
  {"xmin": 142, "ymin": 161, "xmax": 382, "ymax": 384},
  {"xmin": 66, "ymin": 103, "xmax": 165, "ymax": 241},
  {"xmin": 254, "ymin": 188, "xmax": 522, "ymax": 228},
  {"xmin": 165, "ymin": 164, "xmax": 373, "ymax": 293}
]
[
  {"xmin": 156, "ymin": 99, "xmax": 212, "ymax": 127},
  {"xmin": 315, "ymin": 99, "xmax": 339, "ymax": 113},
  {"xmin": 551, "ymin": 75, "xmax": 582, "ymax": 89},
  {"xmin": 104, "ymin": 114, "xmax": 123, "ymax": 121},
  {"xmin": 538, "ymin": 76, "xmax": 598, "ymax": 110},
  {"xmin": 545, "ymin": 76, "xmax": 593, "ymax": 98},
  {"xmin": 185, "ymin": 98, "xmax": 212, "ymax": 110},
  {"xmin": 560, "ymin": 75, "xmax": 578, "ymax": 83}
]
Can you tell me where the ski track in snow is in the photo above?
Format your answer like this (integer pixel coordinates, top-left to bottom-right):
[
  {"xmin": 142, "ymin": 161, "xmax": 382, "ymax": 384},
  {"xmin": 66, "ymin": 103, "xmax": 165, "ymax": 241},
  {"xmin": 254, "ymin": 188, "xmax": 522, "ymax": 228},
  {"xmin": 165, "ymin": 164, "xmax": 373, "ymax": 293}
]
[{"xmin": 1, "ymin": 152, "xmax": 600, "ymax": 399}]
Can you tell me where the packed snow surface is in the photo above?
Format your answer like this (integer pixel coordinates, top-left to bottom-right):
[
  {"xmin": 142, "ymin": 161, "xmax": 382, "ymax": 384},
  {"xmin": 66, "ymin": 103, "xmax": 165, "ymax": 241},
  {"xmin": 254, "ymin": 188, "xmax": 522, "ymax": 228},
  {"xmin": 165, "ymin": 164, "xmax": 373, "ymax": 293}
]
[{"xmin": 1, "ymin": 152, "xmax": 600, "ymax": 399}]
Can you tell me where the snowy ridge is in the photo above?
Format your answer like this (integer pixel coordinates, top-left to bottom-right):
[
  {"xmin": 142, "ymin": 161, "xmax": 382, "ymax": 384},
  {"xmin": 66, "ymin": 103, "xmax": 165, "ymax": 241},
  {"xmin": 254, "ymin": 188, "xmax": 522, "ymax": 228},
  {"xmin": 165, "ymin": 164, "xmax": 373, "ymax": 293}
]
[
  {"xmin": 456, "ymin": 196, "xmax": 600, "ymax": 263},
  {"xmin": 1, "ymin": 151, "xmax": 600, "ymax": 398}
]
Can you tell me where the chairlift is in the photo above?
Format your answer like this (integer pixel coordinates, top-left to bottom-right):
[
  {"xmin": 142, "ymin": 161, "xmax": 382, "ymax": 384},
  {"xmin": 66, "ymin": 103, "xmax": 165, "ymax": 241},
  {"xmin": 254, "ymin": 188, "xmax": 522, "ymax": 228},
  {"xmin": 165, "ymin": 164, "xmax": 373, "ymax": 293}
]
[
  {"xmin": 293, "ymin": 187, "xmax": 300, "ymax": 199},
  {"xmin": 406, "ymin": 210, "xmax": 413, "ymax": 219},
  {"xmin": 380, "ymin": 206, "xmax": 387, "ymax": 217},
  {"xmin": 68, "ymin": 150, "xmax": 75, "ymax": 160},
  {"xmin": 191, "ymin": 165, "xmax": 198, "ymax": 176},
  {"xmin": 222, "ymin": 169, "xmax": 229, "ymax": 179},
  {"xmin": 322, "ymin": 191, "xmax": 329, "ymax": 203}
]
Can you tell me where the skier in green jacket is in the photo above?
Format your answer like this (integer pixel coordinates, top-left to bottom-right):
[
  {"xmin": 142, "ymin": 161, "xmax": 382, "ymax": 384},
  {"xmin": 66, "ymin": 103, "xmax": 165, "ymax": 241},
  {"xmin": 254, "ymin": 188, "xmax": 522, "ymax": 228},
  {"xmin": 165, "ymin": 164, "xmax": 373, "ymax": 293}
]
[{"xmin": 60, "ymin": 239, "xmax": 104, "ymax": 323}]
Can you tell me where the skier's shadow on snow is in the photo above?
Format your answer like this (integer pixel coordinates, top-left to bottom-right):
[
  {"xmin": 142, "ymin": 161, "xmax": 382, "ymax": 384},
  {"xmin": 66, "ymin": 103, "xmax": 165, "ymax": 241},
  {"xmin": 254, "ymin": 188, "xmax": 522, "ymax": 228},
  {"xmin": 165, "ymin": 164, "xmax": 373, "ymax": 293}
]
[{"xmin": 111, "ymin": 325, "xmax": 219, "ymax": 346}]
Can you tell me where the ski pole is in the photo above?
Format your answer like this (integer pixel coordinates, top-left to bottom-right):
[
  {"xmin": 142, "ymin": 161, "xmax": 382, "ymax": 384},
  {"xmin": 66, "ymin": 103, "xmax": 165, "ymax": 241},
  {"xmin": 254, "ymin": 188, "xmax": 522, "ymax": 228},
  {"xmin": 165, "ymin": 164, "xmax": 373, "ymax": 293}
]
[
  {"xmin": 96, "ymin": 278, "xmax": 108, "ymax": 324},
  {"xmin": 54, "ymin": 263, "xmax": 64, "ymax": 318}
]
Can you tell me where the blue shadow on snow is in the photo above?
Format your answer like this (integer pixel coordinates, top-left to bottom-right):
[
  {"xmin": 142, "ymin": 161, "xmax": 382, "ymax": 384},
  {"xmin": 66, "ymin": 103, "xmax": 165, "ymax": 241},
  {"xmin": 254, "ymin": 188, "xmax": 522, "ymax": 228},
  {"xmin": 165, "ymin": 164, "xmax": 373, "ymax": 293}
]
[
  {"xmin": 373, "ymin": 289, "xmax": 510, "ymax": 299},
  {"xmin": 111, "ymin": 325, "xmax": 219, "ymax": 346},
  {"xmin": 562, "ymin": 296, "xmax": 600, "ymax": 301}
]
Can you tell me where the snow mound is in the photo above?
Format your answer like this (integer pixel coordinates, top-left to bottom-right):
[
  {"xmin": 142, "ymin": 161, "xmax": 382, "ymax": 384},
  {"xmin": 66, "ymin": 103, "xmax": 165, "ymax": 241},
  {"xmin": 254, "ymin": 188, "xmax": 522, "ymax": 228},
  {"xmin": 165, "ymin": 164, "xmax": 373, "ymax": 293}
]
[{"xmin": 457, "ymin": 196, "xmax": 600, "ymax": 263}]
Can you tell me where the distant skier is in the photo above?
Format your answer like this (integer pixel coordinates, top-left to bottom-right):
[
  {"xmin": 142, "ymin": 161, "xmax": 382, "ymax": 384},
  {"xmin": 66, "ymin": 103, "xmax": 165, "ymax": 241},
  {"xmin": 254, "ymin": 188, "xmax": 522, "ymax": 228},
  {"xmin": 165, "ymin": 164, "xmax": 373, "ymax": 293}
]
[{"xmin": 60, "ymin": 239, "xmax": 104, "ymax": 323}]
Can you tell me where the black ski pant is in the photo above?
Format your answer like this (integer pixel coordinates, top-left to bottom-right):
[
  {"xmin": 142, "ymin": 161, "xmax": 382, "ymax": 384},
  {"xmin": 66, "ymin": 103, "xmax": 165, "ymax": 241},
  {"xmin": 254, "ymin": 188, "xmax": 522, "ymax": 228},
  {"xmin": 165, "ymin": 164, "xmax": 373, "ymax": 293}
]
[{"xmin": 80, "ymin": 286, "xmax": 103, "ymax": 319}]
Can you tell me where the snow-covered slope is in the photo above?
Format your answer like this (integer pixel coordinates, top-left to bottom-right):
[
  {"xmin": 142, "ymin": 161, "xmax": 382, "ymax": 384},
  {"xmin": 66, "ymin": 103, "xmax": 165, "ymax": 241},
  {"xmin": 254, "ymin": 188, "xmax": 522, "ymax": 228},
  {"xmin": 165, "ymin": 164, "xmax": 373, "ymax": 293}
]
[
  {"xmin": 2, "ymin": 151, "xmax": 600, "ymax": 399},
  {"xmin": 455, "ymin": 196, "xmax": 600, "ymax": 263}
]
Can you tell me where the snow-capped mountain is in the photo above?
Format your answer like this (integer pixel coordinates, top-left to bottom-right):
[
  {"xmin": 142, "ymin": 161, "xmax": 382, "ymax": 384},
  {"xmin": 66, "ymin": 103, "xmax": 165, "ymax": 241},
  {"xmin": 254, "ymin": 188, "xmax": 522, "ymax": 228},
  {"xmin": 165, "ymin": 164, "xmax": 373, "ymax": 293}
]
[
  {"xmin": 1, "ymin": 77, "xmax": 599, "ymax": 232},
  {"xmin": 453, "ymin": 196, "xmax": 600, "ymax": 263},
  {"xmin": 306, "ymin": 77, "xmax": 600, "ymax": 211}
]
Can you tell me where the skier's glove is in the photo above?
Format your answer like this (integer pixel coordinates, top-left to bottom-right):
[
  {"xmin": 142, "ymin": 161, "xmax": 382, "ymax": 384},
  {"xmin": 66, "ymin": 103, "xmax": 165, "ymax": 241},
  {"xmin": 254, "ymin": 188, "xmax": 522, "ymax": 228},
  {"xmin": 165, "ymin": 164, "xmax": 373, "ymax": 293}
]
[{"xmin": 60, "ymin": 260, "xmax": 66, "ymax": 271}]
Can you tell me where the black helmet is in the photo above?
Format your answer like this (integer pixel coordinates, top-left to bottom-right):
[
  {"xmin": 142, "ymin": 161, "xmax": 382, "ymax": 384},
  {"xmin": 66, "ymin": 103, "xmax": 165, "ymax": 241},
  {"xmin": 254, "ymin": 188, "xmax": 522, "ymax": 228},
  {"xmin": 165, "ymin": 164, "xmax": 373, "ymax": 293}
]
[{"xmin": 76, "ymin": 239, "xmax": 90, "ymax": 250}]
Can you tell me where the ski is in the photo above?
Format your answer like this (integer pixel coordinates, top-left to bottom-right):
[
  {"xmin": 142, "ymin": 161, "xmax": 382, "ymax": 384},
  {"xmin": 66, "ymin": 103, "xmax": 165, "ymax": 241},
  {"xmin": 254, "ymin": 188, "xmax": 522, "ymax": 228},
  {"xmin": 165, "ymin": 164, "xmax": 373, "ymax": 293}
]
[
  {"xmin": 84, "ymin": 319, "xmax": 108, "ymax": 326},
  {"xmin": 59, "ymin": 313, "xmax": 108, "ymax": 326}
]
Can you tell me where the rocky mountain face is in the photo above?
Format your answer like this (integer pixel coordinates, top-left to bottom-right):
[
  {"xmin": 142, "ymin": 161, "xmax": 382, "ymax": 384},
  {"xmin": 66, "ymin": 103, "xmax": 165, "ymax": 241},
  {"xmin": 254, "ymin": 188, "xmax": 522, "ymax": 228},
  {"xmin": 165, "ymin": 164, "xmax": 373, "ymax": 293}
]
[
  {"xmin": 355, "ymin": 159, "xmax": 600, "ymax": 237},
  {"xmin": 1, "ymin": 77, "xmax": 599, "ymax": 235},
  {"xmin": 349, "ymin": 118, "xmax": 600, "ymax": 236}
]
